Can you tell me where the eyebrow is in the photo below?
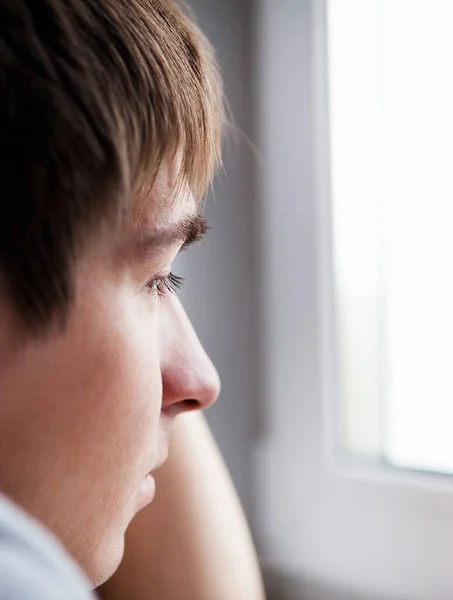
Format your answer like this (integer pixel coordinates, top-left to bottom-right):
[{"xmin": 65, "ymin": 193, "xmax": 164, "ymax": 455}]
[{"xmin": 131, "ymin": 213, "xmax": 210, "ymax": 256}]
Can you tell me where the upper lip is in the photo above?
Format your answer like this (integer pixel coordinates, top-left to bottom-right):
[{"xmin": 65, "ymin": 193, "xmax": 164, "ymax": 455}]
[
  {"xmin": 148, "ymin": 449, "xmax": 169, "ymax": 475},
  {"xmin": 147, "ymin": 415, "xmax": 172, "ymax": 476}
]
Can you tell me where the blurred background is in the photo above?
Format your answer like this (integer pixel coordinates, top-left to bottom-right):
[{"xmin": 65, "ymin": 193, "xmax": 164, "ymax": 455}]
[{"xmin": 177, "ymin": 1, "xmax": 453, "ymax": 599}]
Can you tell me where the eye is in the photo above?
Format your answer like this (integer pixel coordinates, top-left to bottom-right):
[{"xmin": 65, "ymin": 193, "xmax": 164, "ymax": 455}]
[{"xmin": 146, "ymin": 272, "xmax": 186, "ymax": 298}]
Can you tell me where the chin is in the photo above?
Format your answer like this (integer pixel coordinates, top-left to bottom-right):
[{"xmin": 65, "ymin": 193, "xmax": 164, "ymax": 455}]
[{"xmin": 88, "ymin": 530, "xmax": 126, "ymax": 589}]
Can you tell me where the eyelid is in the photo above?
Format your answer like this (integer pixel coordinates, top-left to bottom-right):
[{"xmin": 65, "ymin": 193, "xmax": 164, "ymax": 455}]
[{"xmin": 146, "ymin": 272, "xmax": 186, "ymax": 298}]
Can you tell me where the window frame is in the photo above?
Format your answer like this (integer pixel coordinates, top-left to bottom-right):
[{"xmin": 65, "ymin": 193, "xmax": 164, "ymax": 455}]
[{"xmin": 254, "ymin": 1, "xmax": 453, "ymax": 598}]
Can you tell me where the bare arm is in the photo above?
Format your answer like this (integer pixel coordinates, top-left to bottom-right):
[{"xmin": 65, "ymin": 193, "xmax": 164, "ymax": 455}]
[{"xmin": 98, "ymin": 412, "xmax": 266, "ymax": 600}]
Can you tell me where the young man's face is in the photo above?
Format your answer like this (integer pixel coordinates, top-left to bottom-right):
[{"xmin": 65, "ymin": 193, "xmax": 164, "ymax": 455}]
[{"xmin": 0, "ymin": 162, "xmax": 220, "ymax": 586}]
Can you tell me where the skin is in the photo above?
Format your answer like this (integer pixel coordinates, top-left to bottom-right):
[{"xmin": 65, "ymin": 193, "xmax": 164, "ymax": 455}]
[
  {"xmin": 98, "ymin": 412, "xmax": 266, "ymax": 600},
  {"xmin": 0, "ymin": 162, "xmax": 220, "ymax": 587}
]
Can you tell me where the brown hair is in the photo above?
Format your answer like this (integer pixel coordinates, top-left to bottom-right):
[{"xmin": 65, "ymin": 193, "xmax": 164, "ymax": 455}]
[{"xmin": 0, "ymin": 0, "xmax": 223, "ymax": 330}]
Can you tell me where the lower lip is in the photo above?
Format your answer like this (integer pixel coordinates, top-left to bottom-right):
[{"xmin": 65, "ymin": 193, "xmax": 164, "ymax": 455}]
[{"xmin": 136, "ymin": 474, "xmax": 156, "ymax": 511}]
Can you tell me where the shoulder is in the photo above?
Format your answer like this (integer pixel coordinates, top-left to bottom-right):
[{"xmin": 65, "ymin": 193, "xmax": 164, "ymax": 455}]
[{"xmin": 0, "ymin": 494, "xmax": 94, "ymax": 599}]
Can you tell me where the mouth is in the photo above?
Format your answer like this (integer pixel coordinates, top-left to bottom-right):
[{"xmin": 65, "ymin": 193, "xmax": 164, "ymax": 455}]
[
  {"xmin": 135, "ymin": 432, "xmax": 172, "ymax": 513},
  {"xmin": 135, "ymin": 448, "xmax": 169, "ymax": 513}
]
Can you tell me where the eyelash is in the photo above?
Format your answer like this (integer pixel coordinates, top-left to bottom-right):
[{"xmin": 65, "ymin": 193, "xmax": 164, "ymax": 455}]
[{"xmin": 146, "ymin": 272, "xmax": 186, "ymax": 298}]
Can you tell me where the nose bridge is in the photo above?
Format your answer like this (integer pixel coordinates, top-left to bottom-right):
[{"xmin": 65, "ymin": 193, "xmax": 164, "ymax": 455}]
[{"xmin": 159, "ymin": 296, "xmax": 220, "ymax": 410}]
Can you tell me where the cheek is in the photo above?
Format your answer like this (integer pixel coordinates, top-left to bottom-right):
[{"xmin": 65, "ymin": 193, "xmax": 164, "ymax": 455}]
[
  {"xmin": 54, "ymin": 292, "xmax": 164, "ymax": 571},
  {"xmin": 32, "ymin": 292, "xmax": 163, "ymax": 500},
  {"xmin": 77, "ymin": 298, "xmax": 163, "ymax": 479}
]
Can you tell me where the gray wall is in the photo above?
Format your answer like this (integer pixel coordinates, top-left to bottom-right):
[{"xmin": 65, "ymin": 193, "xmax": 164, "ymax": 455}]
[{"xmin": 176, "ymin": 0, "xmax": 258, "ymax": 521}]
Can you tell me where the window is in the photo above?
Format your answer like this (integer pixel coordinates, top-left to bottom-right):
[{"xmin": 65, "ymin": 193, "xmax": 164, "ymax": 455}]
[
  {"xmin": 328, "ymin": 0, "xmax": 453, "ymax": 474},
  {"xmin": 255, "ymin": 1, "xmax": 453, "ymax": 597}
]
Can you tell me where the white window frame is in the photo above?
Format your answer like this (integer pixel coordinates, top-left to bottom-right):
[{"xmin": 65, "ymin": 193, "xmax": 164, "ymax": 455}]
[{"xmin": 254, "ymin": 1, "xmax": 453, "ymax": 598}]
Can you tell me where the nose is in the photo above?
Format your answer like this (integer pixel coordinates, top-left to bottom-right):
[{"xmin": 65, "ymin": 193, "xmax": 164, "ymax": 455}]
[{"xmin": 159, "ymin": 296, "xmax": 220, "ymax": 415}]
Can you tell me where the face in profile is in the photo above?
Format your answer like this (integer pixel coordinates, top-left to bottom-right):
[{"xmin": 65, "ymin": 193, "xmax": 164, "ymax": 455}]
[{"xmin": 0, "ymin": 162, "xmax": 220, "ymax": 586}]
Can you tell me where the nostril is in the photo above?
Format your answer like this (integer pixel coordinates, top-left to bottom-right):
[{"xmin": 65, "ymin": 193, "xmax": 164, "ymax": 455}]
[
  {"xmin": 162, "ymin": 398, "xmax": 202, "ymax": 417},
  {"xmin": 160, "ymin": 365, "xmax": 220, "ymax": 414},
  {"xmin": 181, "ymin": 399, "xmax": 202, "ymax": 411}
]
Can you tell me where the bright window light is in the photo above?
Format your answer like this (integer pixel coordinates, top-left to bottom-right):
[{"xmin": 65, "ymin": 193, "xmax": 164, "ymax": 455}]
[{"xmin": 328, "ymin": 0, "xmax": 453, "ymax": 473}]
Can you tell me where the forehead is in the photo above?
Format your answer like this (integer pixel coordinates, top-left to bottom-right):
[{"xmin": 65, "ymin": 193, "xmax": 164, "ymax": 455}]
[{"xmin": 130, "ymin": 156, "xmax": 197, "ymax": 231}]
